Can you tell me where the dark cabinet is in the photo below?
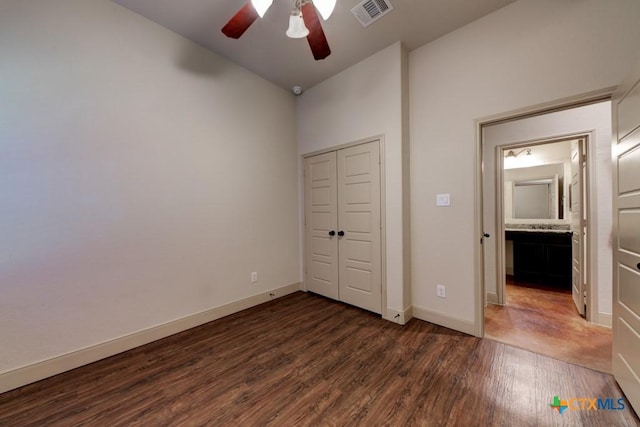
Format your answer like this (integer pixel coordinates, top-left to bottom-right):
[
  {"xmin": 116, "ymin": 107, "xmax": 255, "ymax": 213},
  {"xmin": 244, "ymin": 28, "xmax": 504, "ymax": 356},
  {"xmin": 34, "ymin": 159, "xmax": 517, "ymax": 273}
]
[{"xmin": 506, "ymin": 231, "xmax": 572, "ymax": 288}]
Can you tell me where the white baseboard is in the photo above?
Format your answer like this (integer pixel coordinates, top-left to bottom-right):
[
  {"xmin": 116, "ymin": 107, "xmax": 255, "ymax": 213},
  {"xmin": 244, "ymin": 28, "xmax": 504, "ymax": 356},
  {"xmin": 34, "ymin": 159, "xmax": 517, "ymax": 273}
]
[
  {"xmin": 384, "ymin": 306, "xmax": 413, "ymax": 325},
  {"xmin": 412, "ymin": 305, "xmax": 476, "ymax": 336},
  {"xmin": 0, "ymin": 282, "xmax": 301, "ymax": 394},
  {"xmin": 486, "ymin": 292, "xmax": 499, "ymax": 305},
  {"xmin": 593, "ymin": 312, "xmax": 612, "ymax": 328}
]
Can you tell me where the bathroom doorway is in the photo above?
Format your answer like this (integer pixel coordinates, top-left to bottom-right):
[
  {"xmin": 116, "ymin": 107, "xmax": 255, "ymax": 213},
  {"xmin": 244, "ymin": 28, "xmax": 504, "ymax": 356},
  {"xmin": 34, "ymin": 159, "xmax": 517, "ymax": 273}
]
[
  {"xmin": 481, "ymin": 101, "xmax": 613, "ymax": 373},
  {"xmin": 501, "ymin": 138, "xmax": 578, "ymax": 307}
]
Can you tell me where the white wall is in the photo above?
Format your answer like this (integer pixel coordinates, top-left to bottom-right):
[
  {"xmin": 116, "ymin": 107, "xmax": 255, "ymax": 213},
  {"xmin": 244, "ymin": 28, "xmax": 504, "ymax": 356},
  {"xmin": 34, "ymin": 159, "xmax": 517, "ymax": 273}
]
[
  {"xmin": 409, "ymin": 0, "xmax": 640, "ymax": 332},
  {"xmin": 297, "ymin": 42, "xmax": 411, "ymax": 320},
  {"xmin": 0, "ymin": 0, "xmax": 299, "ymax": 388}
]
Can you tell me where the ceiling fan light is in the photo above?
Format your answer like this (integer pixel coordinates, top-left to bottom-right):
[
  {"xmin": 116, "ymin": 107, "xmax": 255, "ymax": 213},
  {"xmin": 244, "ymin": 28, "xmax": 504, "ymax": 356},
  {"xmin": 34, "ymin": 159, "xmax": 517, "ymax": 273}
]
[
  {"xmin": 286, "ymin": 14, "xmax": 309, "ymax": 38},
  {"xmin": 313, "ymin": 0, "xmax": 336, "ymax": 20},
  {"xmin": 251, "ymin": 0, "xmax": 273, "ymax": 18}
]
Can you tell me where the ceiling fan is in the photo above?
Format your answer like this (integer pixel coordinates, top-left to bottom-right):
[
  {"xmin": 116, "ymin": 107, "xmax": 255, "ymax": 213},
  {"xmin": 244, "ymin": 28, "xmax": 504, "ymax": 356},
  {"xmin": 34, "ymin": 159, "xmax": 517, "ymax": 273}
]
[{"xmin": 221, "ymin": 0, "xmax": 335, "ymax": 60}]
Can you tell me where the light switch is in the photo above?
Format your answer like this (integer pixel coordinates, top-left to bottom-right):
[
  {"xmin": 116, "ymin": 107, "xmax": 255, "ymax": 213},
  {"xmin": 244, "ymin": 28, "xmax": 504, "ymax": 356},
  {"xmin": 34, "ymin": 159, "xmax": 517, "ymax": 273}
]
[{"xmin": 436, "ymin": 193, "xmax": 451, "ymax": 206}]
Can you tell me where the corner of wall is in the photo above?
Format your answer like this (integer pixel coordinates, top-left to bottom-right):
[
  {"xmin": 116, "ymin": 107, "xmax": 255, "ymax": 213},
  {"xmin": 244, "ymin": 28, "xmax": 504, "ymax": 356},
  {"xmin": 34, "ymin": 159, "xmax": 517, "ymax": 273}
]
[
  {"xmin": 594, "ymin": 312, "xmax": 612, "ymax": 328},
  {"xmin": 400, "ymin": 41, "xmax": 413, "ymax": 311},
  {"xmin": 384, "ymin": 305, "xmax": 413, "ymax": 325},
  {"xmin": 412, "ymin": 306, "xmax": 477, "ymax": 336},
  {"xmin": 486, "ymin": 293, "xmax": 498, "ymax": 304}
]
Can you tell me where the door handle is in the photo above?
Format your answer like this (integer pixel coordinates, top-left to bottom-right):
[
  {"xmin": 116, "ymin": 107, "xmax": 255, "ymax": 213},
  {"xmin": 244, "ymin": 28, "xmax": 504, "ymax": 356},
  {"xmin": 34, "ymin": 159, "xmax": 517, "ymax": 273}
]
[
  {"xmin": 483, "ymin": 233, "xmax": 490, "ymax": 238},
  {"xmin": 328, "ymin": 230, "xmax": 335, "ymax": 236},
  {"xmin": 337, "ymin": 230, "xmax": 345, "ymax": 237}
]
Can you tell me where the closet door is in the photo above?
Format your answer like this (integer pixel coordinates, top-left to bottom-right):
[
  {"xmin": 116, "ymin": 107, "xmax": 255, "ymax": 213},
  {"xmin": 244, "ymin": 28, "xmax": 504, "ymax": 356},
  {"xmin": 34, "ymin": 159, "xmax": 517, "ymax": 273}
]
[
  {"xmin": 337, "ymin": 142, "xmax": 382, "ymax": 314},
  {"xmin": 304, "ymin": 152, "xmax": 339, "ymax": 300}
]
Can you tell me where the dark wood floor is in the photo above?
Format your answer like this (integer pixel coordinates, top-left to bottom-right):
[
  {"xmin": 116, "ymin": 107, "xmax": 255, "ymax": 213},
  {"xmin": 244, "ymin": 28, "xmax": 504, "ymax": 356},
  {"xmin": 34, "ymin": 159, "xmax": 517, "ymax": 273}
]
[
  {"xmin": 485, "ymin": 278, "xmax": 612, "ymax": 373},
  {"xmin": 1, "ymin": 292, "xmax": 637, "ymax": 426}
]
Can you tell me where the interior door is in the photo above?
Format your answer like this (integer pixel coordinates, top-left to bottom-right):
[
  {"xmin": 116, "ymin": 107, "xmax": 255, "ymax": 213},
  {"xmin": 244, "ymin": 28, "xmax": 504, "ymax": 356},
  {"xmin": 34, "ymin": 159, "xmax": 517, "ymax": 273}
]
[
  {"xmin": 612, "ymin": 63, "xmax": 640, "ymax": 415},
  {"xmin": 304, "ymin": 151, "xmax": 339, "ymax": 300},
  {"xmin": 570, "ymin": 139, "xmax": 585, "ymax": 316},
  {"xmin": 481, "ymin": 139, "xmax": 501, "ymax": 304},
  {"xmin": 337, "ymin": 141, "xmax": 382, "ymax": 314}
]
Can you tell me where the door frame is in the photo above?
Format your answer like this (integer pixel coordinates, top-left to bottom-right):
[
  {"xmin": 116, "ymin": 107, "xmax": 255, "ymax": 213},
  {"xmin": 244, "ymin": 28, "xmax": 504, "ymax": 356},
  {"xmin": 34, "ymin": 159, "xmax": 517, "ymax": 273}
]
[
  {"xmin": 473, "ymin": 88, "xmax": 615, "ymax": 337},
  {"xmin": 488, "ymin": 134, "xmax": 591, "ymax": 314},
  {"xmin": 301, "ymin": 135, "xmax": 387, "ymax": 318}
]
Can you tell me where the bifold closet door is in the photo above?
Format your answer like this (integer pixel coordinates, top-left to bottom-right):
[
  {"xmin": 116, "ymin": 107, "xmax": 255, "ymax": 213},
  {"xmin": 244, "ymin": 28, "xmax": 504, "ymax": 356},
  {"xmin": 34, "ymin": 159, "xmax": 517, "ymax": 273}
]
[
  {"xmin": 304, "ymin": 151, "xmax": 339, "ymax": 300},
  {"xmin": 337, "ymin": 142, "xmax": 382, "ymax": 314}
]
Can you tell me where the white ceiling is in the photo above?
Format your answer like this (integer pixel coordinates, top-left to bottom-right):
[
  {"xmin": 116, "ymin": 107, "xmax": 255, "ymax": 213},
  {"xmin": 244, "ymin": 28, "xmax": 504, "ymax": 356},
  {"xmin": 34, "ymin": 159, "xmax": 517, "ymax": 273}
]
[{"xmin": 113, "ymin": 0, "xmax": 517, "ymax": 91}]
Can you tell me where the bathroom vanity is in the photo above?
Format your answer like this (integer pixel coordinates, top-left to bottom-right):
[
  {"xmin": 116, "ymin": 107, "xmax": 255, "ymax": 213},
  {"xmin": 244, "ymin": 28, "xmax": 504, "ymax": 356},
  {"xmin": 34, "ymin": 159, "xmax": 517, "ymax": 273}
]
[{"xmin": 505, "ymin": 228, "xmax": 572, "ymax": 288}]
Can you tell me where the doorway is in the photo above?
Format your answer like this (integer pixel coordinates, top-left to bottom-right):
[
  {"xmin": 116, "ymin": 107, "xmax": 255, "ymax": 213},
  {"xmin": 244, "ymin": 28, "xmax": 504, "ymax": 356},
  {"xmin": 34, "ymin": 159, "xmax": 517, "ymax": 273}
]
[
  {"xmin": 497, "ymin": 138, "xmax": 580, "ymax": 307},
  {"xmin": 480, "ymin": 100, "xmax": 613, "ymax": 372}
]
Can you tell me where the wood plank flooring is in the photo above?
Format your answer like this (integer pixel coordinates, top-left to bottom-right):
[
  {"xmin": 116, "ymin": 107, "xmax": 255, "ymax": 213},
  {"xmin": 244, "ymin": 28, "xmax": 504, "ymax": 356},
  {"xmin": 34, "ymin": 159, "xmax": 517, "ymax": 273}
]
[
  {"xmin": 485, "ymin": 278, "xmax": 612, "ymax": 373},
  {"xmin": 1, "ymin": 291, "xmax": 638, "ymax": 426}
]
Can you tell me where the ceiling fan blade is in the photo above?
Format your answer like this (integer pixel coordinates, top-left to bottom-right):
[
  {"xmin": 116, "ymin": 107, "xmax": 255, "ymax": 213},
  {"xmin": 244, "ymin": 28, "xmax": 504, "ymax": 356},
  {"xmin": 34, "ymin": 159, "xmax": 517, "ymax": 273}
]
[
  {"xmin": 302, "ymin": 2, "xmax": 331, "ymax": 60},
  {"xmin": 222, "ymin": 2, "xmax": 259, "ymax": 39}
]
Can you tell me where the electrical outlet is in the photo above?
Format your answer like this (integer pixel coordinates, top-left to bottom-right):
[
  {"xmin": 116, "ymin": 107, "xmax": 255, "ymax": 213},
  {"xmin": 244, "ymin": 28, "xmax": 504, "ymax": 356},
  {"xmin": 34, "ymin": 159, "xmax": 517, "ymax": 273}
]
[
  {"xmin": 251, "ymin": 272, "xmax": 258, "ymax": 283},
  {"xmin": 436, "ymin": 284, "xmax": 446, "ymax": 298}
]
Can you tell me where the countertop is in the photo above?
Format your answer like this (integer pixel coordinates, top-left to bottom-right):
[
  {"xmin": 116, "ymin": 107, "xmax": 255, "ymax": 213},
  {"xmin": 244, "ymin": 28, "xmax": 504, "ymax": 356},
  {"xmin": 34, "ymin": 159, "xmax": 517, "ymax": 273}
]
[{"xmin": 505, "ymin": 228, "xmax": 572, "ymax": 234}]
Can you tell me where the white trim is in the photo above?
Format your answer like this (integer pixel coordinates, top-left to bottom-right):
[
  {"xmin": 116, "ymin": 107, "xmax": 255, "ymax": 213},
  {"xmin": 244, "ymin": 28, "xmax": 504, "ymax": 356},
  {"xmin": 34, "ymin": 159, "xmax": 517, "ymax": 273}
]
[
  {"xmin": 301, "ymin": 134, "xmax": 385, "ymax": 159},
  {"xmin": 0, "ymin": 283, "xmax": 301, "ymax": 394},
  {"xmin": 495, "ymin": 133, "xmax": 592, "ymax": 310},
  {"xmin": 474, "ymin": 118, "xmax": 485, "ymax": 337},
  {"xmin": 487, "ymin": 292, "xmax": 499, "ymax": 305},
  {"xmin": 412, "ymin": 305, "xmax": 476, "ymax": 336},
  {"xmin": 475, "ymin": 88, "xmax": 615, "ymax": 127},
  {"xmin": 585, "ymin": 131, "xmax": 598, "ymax": 321},
  {"xmin": 379, "ymin": 136, "xmax": 388, "ymax": 321},
  {"xmin": 384, "ymin": 306, "xmax": 413, "ymax": 325},
  {"xmin": 594, "ymin": 312, "xmax": 613, "ymax": 328}
]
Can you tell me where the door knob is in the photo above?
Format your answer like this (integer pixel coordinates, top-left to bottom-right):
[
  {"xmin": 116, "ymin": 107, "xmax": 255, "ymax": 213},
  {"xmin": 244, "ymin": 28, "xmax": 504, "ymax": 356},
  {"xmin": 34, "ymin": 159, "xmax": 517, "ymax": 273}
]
[
  {"xmin": 483, "ymin": 233, "xmax": 490, "ymax": 238},
  {"xmin": 328, "ymin": 230, "xmax": 335, "ymax": 236},
  {"xmin": 338, "ymin": 231, "xmax": 345, "ymax": 237}
]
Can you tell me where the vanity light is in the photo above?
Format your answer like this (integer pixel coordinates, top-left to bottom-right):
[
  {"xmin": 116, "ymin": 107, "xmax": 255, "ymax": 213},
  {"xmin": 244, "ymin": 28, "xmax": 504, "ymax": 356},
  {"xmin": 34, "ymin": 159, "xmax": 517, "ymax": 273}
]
[{"xmin": 505, "ymin": 148, "xmax": 532, "ymax": 158}]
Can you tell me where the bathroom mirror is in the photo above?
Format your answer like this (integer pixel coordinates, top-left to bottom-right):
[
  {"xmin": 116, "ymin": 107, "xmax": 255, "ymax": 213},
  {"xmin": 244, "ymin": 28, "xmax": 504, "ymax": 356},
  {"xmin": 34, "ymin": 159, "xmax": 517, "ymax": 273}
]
[
  {"xmin": 504, "ymin": 163, "xmax": 565, "ymax": 221},
  {"xmin": 513, "ymin": 178, "xmax": 558, "ymax": 219}
]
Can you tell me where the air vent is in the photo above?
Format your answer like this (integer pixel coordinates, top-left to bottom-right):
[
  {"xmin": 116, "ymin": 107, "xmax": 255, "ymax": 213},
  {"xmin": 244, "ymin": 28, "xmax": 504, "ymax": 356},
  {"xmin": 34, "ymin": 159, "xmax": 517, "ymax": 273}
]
[{"xmin": 351, "ymin": 0, "xmax": 394, "ymax": 27}]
